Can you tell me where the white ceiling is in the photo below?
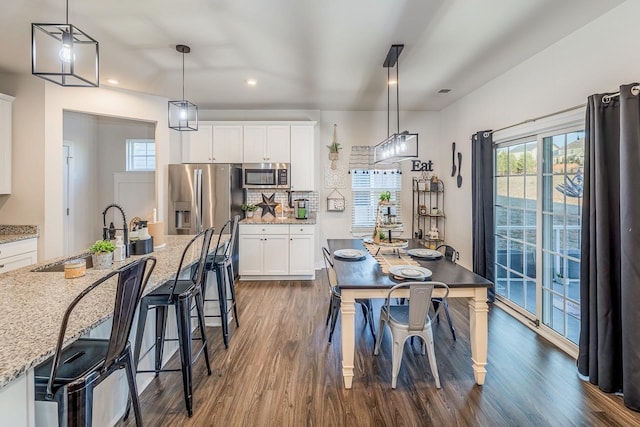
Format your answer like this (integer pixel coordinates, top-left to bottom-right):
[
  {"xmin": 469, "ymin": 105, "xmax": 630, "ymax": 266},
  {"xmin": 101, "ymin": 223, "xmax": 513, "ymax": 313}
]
[{"xmin": 0, "ymin": 0, "xmax": 625, "ymax": 110}]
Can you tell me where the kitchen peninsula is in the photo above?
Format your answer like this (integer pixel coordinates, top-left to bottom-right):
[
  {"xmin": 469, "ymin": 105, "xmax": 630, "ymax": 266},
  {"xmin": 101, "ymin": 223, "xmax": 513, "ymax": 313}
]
[{"xmin": 0, "ymin": 233, "xmax": 229, "ymax": 426}]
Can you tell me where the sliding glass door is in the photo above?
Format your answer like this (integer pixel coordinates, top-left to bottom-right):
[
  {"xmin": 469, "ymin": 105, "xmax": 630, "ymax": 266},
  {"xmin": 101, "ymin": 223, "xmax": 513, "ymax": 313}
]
[{"xmin": 494, "ymin": 129, "xmax": 584, "ymax": 345}]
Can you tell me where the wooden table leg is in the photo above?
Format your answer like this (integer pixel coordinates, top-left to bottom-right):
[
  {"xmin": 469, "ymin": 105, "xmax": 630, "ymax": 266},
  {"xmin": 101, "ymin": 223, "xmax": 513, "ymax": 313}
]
[
  {"xmin": 469, "ymin": 287, "xmax": 489, "ymax": 385},
  {"xmin": 340, "ymin": 291, "xmax": 356, "ymax": 389}
]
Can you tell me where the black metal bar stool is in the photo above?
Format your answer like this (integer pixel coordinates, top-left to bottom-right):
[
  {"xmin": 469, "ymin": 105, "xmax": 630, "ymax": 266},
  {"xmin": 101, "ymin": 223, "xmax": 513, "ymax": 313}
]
[
  {"xmin": 203, "ymin": 215, "xmax": 240, "ymax": 348},
  {"xmin": 34, "ymin": 256, "xmax": 156, "ymax": 427},
  {"xmin": 132, "ymin": 228, "xmax": 214, "ymax": 417}
]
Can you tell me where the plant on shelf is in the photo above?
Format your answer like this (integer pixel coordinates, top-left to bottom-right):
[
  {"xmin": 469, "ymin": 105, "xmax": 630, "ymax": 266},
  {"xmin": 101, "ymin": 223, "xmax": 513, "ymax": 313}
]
[
  {"xmin": 242, "ymin": 203, "xmax": 259, "ymax": 218},
  {"xmin": 379, "ymin": 191, "xmax": 391, "ymax": 203},
  {"xmin": 89, "ymin": 240, "xmax": 116, "ymax": 270}
]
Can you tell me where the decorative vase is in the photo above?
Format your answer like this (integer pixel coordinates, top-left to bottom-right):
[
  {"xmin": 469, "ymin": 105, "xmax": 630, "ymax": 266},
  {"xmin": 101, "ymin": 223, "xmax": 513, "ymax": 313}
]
[
  {"xmin": 329, "ymin": 152, "xmax": 339, "ymax": 161},
  {"xmin": 92, "ymin": 252, "xmax": 113, "ymax": 270},
  {"xmin": 246, "ymin": 211, "xmax": 254, "ymax": 218}
]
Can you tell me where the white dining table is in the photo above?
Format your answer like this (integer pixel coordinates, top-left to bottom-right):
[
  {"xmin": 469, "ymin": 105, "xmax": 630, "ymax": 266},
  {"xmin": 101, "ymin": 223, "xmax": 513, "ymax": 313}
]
[{"xmin": 328, "ymin": 239, "xmax": 492, "ymax": 389}]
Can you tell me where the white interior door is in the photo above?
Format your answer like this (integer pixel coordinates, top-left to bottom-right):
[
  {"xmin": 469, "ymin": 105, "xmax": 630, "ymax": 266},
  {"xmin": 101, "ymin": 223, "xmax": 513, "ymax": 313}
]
[
  {"xmin": 62, "ymin": 144, "xmax": 72, "ymax": 256},
  {"xmin": 113, "ymin": 172, "xmax": 156, "ymax": 228}
]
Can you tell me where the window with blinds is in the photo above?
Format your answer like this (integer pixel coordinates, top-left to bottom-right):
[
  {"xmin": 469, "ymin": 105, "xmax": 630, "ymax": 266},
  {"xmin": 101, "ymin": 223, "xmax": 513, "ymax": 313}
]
[{"xmin": 351, "ymin": 170, "xmax": 402, "ymax": 231}]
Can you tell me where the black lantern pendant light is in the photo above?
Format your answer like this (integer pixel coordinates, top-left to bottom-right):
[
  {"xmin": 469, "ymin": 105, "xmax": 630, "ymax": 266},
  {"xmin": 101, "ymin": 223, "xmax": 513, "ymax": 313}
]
[
  {"xmin": 374, "ymin": 44, "xmax": 418, "ymax": 164},
  {"xmin": 168, "ymin": 44, "xmax": 198, "ymax": 131},
  {"xmin": 31, "ymin": 0, "xmax": 99, "ymax": 87}
]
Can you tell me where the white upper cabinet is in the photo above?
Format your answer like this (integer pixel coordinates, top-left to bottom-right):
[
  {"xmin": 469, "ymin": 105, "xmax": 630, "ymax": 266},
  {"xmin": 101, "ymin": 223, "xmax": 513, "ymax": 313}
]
[
  {"xmin": 0, "ymin": 94, "xmax": 14, "ymax": 195},
  {"xmin": 181, "ymin": 124, "xmax": 213, "ymax": 163},
  {"xmin": 212, "ymin": 125, "xmax": 243, "ymax": 163},
  {"xmin": 242, "ymin": 126, "xmax": 267, "ymax": 163},
  {"xmin": 243, "ymin": 125, "xmax": 290, "ymax": 163},
  {"xmin": 290, "ymin": 125, "xmax": 315, "ymax": 191},
  {"xmin": 182, "ymin": 124, "xmax": 243, "ymax": 163},
  {"xmin": 266, "ymin": 125, "xmax": 290, "ymax": 163}
]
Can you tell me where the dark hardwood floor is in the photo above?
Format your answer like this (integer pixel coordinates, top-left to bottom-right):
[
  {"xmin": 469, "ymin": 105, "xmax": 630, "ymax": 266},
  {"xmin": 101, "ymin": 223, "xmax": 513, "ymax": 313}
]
[{"xmin": 118, "ymin": 273, "xmax": 640, "ymax": 427}]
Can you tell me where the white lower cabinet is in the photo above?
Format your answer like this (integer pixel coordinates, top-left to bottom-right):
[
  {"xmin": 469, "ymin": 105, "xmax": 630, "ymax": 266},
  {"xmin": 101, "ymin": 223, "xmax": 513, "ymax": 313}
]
[
  {"xmin": 0, "ymin": 238, "xmax": 38, "ymax": 273},
  {"xmin": 289, "ymin": 225, "xmax": 315, "ymax": 275},
  {"xmin": 239, "ymin": 224, "xmax": 315, "ymax": 278}
]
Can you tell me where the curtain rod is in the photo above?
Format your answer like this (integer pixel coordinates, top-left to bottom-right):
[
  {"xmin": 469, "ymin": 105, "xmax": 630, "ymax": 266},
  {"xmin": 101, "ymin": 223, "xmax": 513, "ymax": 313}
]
[
  {"xmin": 490, "ymin": 103, "xmax": 586, "ymax": 135},
  {"xmin": 602, "ymin": 84, "xmax": 640, "ymax": 103},
  {"xmin": 473, "ymin": 84, "xmax": 640, "ymax": 139}
]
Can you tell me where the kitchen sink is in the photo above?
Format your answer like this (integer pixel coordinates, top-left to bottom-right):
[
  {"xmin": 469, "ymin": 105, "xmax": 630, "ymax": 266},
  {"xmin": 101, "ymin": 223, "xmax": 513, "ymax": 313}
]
[{"xmin": 32, "ymin": 254, "xmax": 93, "ymax": 272}]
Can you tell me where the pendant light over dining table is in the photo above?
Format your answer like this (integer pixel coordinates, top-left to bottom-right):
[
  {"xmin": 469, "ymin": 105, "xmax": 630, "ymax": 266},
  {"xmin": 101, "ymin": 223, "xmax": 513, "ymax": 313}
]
[
  {"xmin": 31, "ymin": 0, "xmax": 99, "ymax": 87},
  {"xmin": 374, "ymin": 44, "xmax": 418, "ymax": 164},
  {"xmin": 168, "ymin": 44, "xmax": 198, "ymax": 131}
]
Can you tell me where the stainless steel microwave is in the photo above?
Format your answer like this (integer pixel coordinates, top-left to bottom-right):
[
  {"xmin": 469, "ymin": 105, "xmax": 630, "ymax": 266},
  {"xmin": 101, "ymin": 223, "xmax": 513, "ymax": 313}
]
[{"xmin": 242, "ymin": 163, "xmax": 290, "ymax": 189}]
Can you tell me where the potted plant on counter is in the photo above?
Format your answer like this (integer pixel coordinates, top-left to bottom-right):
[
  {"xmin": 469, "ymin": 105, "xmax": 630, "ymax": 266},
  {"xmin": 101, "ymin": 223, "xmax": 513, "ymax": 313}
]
[
  {"xmin": 242, "ymin": 203, "xmax": 259, "ymax": 218},
  {"xmin": 89, "ymin": 240, "xmax": 116, "ymax": 269}
]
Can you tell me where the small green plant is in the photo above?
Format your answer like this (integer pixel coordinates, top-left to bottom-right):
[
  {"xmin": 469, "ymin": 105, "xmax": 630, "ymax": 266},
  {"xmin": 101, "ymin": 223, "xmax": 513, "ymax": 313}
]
[
  {"xmin": 241, "ymin": 203, "xmax": 258, "ymax": 212},
  {"xmin": 379, "ymin": 231, "xmax": 386, "ymax": 240},
  {"xmin": 326, "ymin": 142, "xmax": 342, "ymax": 153},
  {"xmin": 89, "ymin": 240, "xmax": 116, "ymax": 254},
  {"xmin": 379, "ymin": 191, "xmax": 391, "ymax": 203}
]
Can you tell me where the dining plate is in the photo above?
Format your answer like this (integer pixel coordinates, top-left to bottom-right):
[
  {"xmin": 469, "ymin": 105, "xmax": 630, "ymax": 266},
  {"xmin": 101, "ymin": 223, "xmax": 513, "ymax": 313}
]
[
  {"xmin": 333, "ymin": 249, "xmax": 366, "ymax": 259},
  {"xmin": 406, "ymin": 248, "xmax": 443, "ymax": 259},
  {"xmin": 389, "ymin": 265, "xmax": 433, "ymax": 280}
]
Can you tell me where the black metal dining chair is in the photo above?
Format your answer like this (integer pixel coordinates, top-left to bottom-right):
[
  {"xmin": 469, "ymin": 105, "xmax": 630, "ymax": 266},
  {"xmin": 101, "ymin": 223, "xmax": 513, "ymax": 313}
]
[
  {"xmin": 322, "ymin": 247, "xmax": 375, "ymax": 342},
  {"xmin": 34, "ymin": 256, "xmax": 156, "ymax": 427},
  {"xmin": 132, "ymin": 228, "xmax": 214, "ymax": 417},
  {"xmin": 203, "ymin": 215, "xmax": 240, "ymax": 348},
  {"xmin": 434, "ymin": 244, "xmax": 458, "ymax": 340}
]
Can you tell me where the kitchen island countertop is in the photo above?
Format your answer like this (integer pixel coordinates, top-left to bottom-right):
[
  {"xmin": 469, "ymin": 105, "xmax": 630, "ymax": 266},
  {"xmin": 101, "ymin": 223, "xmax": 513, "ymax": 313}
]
[{"xmin": 0, "ymin": 233, "xmax": 229, "ymax": 390}]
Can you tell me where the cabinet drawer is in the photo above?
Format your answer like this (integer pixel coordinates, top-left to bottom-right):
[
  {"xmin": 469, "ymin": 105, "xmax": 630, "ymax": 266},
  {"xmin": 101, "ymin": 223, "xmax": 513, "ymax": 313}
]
[
  {"xmin": 239, "ymin": 224, "xmax": 289, "ymax": 235},
  {"xmin": 0, "ymin": 252, "xmax": 37, "ymax": 273},
  {"xmin": 0, "ymin": 238, "xmax": 37, "ymax": 260},
  {"xmin": 289, "ymin": 225, "xmax": 315, "ymax": 235}
]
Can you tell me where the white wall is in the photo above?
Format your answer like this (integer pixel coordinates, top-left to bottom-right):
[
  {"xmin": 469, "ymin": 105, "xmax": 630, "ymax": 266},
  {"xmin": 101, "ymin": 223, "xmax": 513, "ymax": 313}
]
[
  {"xmin": 438, "ymin": 0, "xmax": 640, "ymax": 268},
  {"xmin": 0, "ymin": 74, "xmax": 46, "ymax": 256}
]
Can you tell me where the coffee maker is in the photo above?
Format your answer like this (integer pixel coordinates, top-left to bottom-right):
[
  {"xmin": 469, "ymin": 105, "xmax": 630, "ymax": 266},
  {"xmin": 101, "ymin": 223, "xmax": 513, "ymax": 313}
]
[{"xmin": 295, "ymin": 199, "xmax": 308, "ymax": 220}]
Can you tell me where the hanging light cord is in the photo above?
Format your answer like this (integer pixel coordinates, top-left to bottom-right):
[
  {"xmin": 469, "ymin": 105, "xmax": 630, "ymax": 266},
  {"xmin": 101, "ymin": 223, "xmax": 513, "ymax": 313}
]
[
  {"xmin": 65, "ymin": 0, "xmax": 69, "ymax": 24},
  {"xmin": 387, "ymin": 67, "xmax": 390, "ymax": 138},
  {"xmin": 181, "ymin": 50, "xmax": 185, "ymax": 101},
  {"xmin": 396, "ymin": 46, "xmax": 400, "ymax": 135}
]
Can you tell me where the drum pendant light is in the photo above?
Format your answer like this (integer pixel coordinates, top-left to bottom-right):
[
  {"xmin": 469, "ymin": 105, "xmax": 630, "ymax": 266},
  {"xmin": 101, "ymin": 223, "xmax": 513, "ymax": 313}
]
[
  {"xmin": 31, "ymin": 0, "xmax": 99, "ymax": 87},
  {"xmin": 374, "ymin": 44, "xmax": 418, "ymax": 164},
  {"xmin": 168, "ymin": 44, "xmax": 198, "ymax": 131}
]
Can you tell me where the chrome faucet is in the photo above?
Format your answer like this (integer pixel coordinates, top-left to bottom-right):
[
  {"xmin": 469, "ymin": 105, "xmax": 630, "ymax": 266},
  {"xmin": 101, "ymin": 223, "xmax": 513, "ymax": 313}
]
[{"xmin": 102, "ymin": 203, "xmax": 129, "ymax": 258}]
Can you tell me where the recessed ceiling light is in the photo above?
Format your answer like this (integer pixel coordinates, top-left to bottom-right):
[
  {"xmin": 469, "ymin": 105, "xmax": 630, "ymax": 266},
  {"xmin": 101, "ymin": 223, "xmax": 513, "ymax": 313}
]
[
  {"xmin": 438, "ymin": 88, "xmax": 452, "ymax": 94},
  {"xmin": 388, "ymin": 79, "xmax": 397, "ymax": 85},
  {"xmin": 246, "ymin": 78, "xmax": 257, "ymax": 86},
  {"xmin": 107, "ymin": 79, "xmax": 119, "ymax": 85}
]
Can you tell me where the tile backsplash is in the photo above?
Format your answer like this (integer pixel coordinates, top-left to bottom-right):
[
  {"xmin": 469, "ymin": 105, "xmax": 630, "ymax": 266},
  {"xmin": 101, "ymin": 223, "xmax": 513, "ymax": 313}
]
[{"xmin": 246, "ymin": 190, "xmax": 319, "ymax": 212}]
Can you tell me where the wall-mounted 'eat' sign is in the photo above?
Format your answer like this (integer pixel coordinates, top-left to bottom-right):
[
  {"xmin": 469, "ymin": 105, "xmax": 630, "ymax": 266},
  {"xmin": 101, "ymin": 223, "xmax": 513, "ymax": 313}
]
[{"xmin": 411, "ymin": 160, "xmax": 434, "ymax": 172}]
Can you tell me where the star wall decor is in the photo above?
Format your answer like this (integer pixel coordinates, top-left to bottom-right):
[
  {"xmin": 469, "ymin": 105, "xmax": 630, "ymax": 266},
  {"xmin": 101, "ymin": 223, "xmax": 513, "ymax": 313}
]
[{"xmin": 257, "ymin": 193, "xmax": 280, "ymax": 217}]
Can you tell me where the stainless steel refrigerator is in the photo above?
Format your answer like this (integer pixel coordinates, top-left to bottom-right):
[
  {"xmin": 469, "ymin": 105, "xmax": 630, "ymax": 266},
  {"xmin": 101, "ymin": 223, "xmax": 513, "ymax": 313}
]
[{"xmin": 168, "ymin": 164, "xmax": 243, "ymax": 274}]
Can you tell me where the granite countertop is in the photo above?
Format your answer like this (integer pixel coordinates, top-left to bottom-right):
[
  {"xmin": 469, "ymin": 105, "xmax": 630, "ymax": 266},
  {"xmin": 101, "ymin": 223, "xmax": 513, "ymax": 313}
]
[
  {"xmin": 0, "ymin": 233, "xmax": 229, "ymax": 389},
  {"xmin": 0, "ymin": 225, "xmax": 40, "ymax": 244},
  {"xmin": 240, "ymin": 213, "xmax": 316, "ymax": 225}
]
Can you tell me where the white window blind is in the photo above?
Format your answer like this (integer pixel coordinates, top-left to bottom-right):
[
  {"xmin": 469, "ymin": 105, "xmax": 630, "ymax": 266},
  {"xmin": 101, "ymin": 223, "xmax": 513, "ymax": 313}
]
[
  {"xmin": 126, "ymin": 139, "xmax": 156, "ymax": 171},
  {"xmin": 351, "ymin": 170, "xmax": 402, "ymax": 231}
]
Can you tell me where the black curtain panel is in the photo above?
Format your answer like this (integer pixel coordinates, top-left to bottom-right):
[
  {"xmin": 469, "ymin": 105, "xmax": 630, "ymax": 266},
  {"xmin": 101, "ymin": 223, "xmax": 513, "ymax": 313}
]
[
  {"xmin": 578, "ymin": 83, "xmax": 640, "ymax": 411},
  {"xmin": 471, "ymin": 130, "xmax": 495, "ymax": 302}
]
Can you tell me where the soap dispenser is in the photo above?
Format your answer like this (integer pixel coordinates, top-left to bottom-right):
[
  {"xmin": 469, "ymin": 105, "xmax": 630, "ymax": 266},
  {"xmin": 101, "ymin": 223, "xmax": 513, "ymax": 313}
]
[{"xmin": 113, "ymin": 236, "xmax": 125, "ymax": 262}]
